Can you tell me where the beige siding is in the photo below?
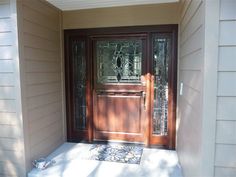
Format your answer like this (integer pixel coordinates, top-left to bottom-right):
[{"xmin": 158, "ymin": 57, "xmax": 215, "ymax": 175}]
[
  {"xmin": 62, "ymin": 3, "xmax": 179, "ymax": 29},
  {"xmin": 0, "ymin": 0, "xmax": 25, "ymax": 176},
  {"xmin": 178, "ymin": 0, "xmax": 220, "ymax": 176},
  {"xmin": 215, "ymin": 0, "xmax": 236, "ymax": 176},
  {"xmin": 16, "ymin": 0, "xmax": 64, "ymax": 173},
  {"xmin": 177, "ymin": 1, "xmax": 204, "ymax": 177}
]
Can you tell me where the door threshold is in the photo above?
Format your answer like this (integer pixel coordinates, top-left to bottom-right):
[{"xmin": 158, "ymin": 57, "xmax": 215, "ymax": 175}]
[{"xmin": 93, "ymin": 140, "xmax": 145, "ymax": 147}]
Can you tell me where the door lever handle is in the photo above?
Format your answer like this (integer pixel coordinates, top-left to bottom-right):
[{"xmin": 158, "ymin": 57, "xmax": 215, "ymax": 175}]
[{"xmin": 142, "ymin": 91, "xmax": 146, "ymax": 110}]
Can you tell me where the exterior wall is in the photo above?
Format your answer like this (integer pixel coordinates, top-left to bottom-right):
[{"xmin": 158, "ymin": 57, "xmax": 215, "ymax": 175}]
[
  {"xmin": 215, "ymin": 0, "xmax": 236, "ymax": 176},
  {"xmin": 177, "ymin": 0, "xmax": 219, "ymax": 177},
  {"xmin": 0, "ymin": 0, "xmax": 26, "ymax": 176},
  {"xmin": 16, "ymin": 0, "xmax": 65, "ymax": 173},
  {"xmin": 177, "ymin": 0, "xmax": 204, "ymax": 176},
  {"xmin": 62, "ymin": 3, "xmax": 179, "ymax": 29}
]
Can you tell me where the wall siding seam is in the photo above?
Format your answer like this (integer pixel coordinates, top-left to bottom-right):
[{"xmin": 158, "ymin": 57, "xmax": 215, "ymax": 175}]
[
  {"xmin": 26, "ymin": 79, "xmax": 61, "ymax": 86},
  {"xmin": 220, "ymin": 19, "xmax": 236, "ymax": 22},
  {"xmin": 180, "ymin": 1, "xmax": 202, "ymax": 36},
  {"xmin": 23, "ymin": 31, "xmax": 60, "ymax": 44},
  {"xmin": 27, "ymin": 98, "xmax": 62, "ymax": 110},
  {"xmin": 0, "ymin": 45, "xmax": 12, "ymax": 47},
  {"xmin": 180, "ymin": 1, "xmax": 202, "ymax": 35},
  {"xmin": 23, "ymin": 0, "xmax": 59, "ymax": 18},
  {"xmin": 0, "ymin": 72, "xmax": 14, "ymax": 74},
  {"xmin": 22, "ymin": 9, "xmax": 59, "ymax": 33},
  {"xmin": 26, "ymin": 90, "xmax": 61, "ymax": 99},
  {"xmin": 26, "ymin": 90, "xmax": 61, "ymax": 100},
  {"xmin": 22, "ymin": 18, "xmax": 59, "ymax": 33},
  {"xmin": 28, "ymin": 108, "xmax": 61, "ymax": 124},
  {"xmin": 181, "ymin": 83, "xmax": 201, "ymax": 94},
  {"xmin": 29, "ymin": 116, "xmax": 61, "ymax": 135},
  {"xmin": 23, "ymin": 34, "xmax": 60, "ymax": 50},
  {"xmin": 180, "ymin": 24, "xmax": 203, "ymax": 46},
  {"xmin": 22, "ymin": 13, "xmax": 58, "ymax": 31},
  {"xmin": 23, "ymin": 18, "xmax": 60, "ymax": 33},
  {"xmin": 26, "ymin": 81, "xmax": 61, "ymax": 87},
  {"xmin": 216, "ymin": 119, "xmax": 236, "ymax": 122},
  {"xmin": 180, "ymin": 96, "xmax": 201, "ymax": 114},
  {"xmin": 180, "ymin": 46, "xmax": 202, "ymax": 59},
  {"xmin": 218, "ymin": 69, "xmax": 236, "ymax": 72},
  {"xmin": 219, "ymin": 44, "xmax": 236, "ymax": 48},
  {"xmin": 25, "ymin": 71, "xmax": 61, "ymax": 74},
  {"xmin": 216, "ymin": 142, "xmax": 236, "ymax": 145},
  {"xmin": 0, "ymin": 30, "xmax": 12, "ymax": 33},
  {"xmin": 217, "ymin": 95, "xmax": 236, "ymax": 97},
  {"xmin": 179, "ymin": 48, "xmax": 202, "ymax": 60},
  {"xmin": 179, "ymin": 69, "xmax": 201, "ymax": 72},
  {"xmin": 25, "ymin": 58, "xmax": 60, "ymax": 62},
  {"xmin": 27, "ymin": 100, "xmax": 61, "ymax": 112},
  {"xmin": 0, "ymin": 59, "xmax": 13, "ymax": 60},
  {"xmin": 179, "ymin": 0, "xmax": 191, "ymax": 22},
  {"xmin": 180, "ymin": 0, "xmax": 193, "ymax": 23},
  {"xmin": 28, "ymin": 110, "xmax": 61, "ymax": 125},
  {"xmin": 214, "ymin": 165, "xmax": 236, "ymax": 169},
  {"xmin": 180, "ymin": 24, "xmax": 203, "ymax": 48},
  {"xmin": 22, "ymin": 4, "xmax": 58, "ymax": 23},
  {"xmin": 23, "ymin": 46, "xmax": 59, "ymax": 53},
  {"xmin": 23, "ymin": 45, "xmax": 59, "ymax": 53},
  {"xmin": 0, "ymin": 17, "xmax": 11, "ymax": 20},
  {"xmin": 217, "ymin": 118, "xmax": 236, "ymax": 121},
  {"xmin": 29, "ymin": 122, "xmax": 62, "ymax": 148}
]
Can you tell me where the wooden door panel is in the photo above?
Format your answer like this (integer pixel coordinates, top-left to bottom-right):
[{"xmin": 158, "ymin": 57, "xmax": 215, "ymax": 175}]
[
  {"xmin": 95, "ymin": 94, "xmax": 141, "ymax": 133},
  {"xmin": 94, "ymin": 92, "xmax": 144, "ymax": 142}
]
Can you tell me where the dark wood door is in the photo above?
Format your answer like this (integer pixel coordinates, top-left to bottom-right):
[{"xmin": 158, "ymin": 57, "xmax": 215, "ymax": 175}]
[
  {"xmin": 64, "ymin": 25, "xmax": 177, "ymax": 148},
  {"xmin": 92, "ymin": 35, "xmax": 148, "ymax": 143}
]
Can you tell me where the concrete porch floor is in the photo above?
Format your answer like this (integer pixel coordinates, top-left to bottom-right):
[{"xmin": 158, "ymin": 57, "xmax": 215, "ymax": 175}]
[{"xmin": 28, "ymin": 143, "xmax": 183, "ymax": 177}]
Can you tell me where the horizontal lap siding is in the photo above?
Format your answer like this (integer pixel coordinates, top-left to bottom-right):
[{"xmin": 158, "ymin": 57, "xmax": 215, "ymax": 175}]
[
  {"xmin": 0, "ymin": 0, "xmax": 24, "ymax": 176},
  {"xmin": 215, "ymin": 0, "xmax": 236, "ymax": 176},
  {"xmin": 178, "ymin": 0, "xmax": 204, "ymax": 177},
  {"xmin": 19, "ymin": 0, "xmax": 64, "ymax": 171}
]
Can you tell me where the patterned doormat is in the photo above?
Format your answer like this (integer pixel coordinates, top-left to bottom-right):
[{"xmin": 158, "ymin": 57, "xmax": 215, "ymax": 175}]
[{"xmin": 87, "ymin": 144, "xmax": 143, "ymax": 164}]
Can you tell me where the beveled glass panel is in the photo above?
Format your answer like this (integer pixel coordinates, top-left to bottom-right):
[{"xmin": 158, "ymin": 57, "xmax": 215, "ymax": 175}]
[
  {"xmin": 96, "ymin": 40, "xmax": 142, "ymax": 83},
  {"xmin": 72, "ymin": 40, "xmax": 86, "ymax": 130},
  {"xmin": 152, "ymin": 35, "xmax": 171, "ymax": 135}
]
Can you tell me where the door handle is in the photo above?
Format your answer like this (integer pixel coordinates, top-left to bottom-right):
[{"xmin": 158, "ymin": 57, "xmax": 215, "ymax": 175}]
[{"xmin": 142, "ymin": 91, "xmax": 146, "ymax": 110}]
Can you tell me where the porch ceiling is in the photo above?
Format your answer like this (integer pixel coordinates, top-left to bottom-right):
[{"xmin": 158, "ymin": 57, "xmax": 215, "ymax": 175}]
[{"xmin": 47, "ymin": 0, "xmax": 179, "ymax": 11}]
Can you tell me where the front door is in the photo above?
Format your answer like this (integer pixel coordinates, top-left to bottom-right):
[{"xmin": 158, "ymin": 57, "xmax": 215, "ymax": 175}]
[
  {"xmin": 65, "ymin": 25, "xmax": 177, "ymax": 149},
  {"xmin": 93, "ymin": 35, "xmax": 148, "ymax": 143}
]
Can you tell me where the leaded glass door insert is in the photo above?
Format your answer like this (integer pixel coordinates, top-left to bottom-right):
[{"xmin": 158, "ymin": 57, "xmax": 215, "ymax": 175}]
[{"xmin": 96, "ymin": 40, "xmax": 142, "ymax": 83}]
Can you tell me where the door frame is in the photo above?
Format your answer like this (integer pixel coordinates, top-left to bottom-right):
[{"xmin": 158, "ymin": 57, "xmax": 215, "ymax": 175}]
[{"xmin": 64, "ymin": 25, "xmax": 178, "ymax": 148}]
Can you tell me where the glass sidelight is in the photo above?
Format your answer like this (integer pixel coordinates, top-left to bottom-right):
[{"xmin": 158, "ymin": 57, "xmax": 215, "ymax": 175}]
[
  {"xmin": 72, "ymin": 40, "xmax": 87, "ymax": 130},
  {"xmin": 152, "ymin": 35, "xmax": 171, "ymax": 135}
]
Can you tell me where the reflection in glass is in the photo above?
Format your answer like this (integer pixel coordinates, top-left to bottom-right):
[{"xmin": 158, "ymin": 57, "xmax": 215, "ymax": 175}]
[
  {"xmin": 153, "ymin": 35, "xmax": 171, "ymax": 135},
  {"xmin": 72, "ymin": 40, "xmax": 86, "ymax": 129},
  {"xmin": 96, "ymin": 40, "xmax": 142, "ymax": 83}
]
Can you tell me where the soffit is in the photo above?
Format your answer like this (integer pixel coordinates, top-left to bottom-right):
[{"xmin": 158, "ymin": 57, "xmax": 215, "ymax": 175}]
[{"xmin": 47, "ymin": 0, "xmax": 179, "ymax": 11}]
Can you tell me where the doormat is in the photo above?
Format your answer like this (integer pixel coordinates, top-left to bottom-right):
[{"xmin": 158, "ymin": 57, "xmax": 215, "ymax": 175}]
[{"xmin": 87, "ymin": 144, "xmax": 143, "ymax": 164}]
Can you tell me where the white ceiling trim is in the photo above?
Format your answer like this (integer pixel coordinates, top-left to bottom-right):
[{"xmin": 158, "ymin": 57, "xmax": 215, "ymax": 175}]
[{"xmin": 47, "ymin": 0, "xmax": 179, "ymax": 11}]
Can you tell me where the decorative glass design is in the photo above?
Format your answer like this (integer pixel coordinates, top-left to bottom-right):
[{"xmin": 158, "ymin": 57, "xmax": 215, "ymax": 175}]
[
  {"xmin": 96, "ymin": 40, "xmax": 142, "ymax": 83},
  {"xmin": 152, "ymin": 35, "xmax": 171, "ymax": 135},
  {"xmin": 72, "ymin": 40, "xmax": 86, "ymax": 130}
]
